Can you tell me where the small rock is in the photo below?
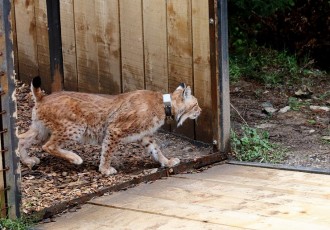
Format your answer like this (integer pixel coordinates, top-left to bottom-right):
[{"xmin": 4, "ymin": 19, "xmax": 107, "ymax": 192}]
[
  {"xmin": 263, "ymin": 107, "xmax": 277, "ymax": 114},
  {"xmin": 62, "ymin": 172, "xmax": 68, "ymax": 176},
  {"xmin": 308, "ymin": 130, "xmax": 316, "ymax": 134},
  {"xmin": 69, "ymin": 208, "xmax": 77, "ymax": 212},
  {"xmin": 294, "ymin": 85, "xmax": 313, "ymax": 98},
  {"xmin": 43, "ymin": 218, "xmax": 51, "ymax": 224},
  {"xmin": 310, "ymin": 105, "xmax": 330, "ymax": 112},
  {"xmin": 326, "ymin": 100, "xmax": 330, "ymax": 106},
  {"xmin": 261, "ymin": 102, "xmax": 277, "ymax": 115},
  {"xmin": 279, "ymin": 106, "xmax": 291, "ymax": 113},
  {"xmin": 321, "ymin": 136, "xmax": 330, "ymax": 141},
  {"xmin": 182, "ymin": 146, "xmax": 194, "ymax": 152},
  {"xmin": 256, "ymin": 123, "xmax": 276, "ymax": 129}
]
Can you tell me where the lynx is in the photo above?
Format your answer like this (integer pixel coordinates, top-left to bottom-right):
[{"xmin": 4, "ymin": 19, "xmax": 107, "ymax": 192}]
[{"xmin": 19, "ymin": 76, "xmax": 201, "ymax": 176}]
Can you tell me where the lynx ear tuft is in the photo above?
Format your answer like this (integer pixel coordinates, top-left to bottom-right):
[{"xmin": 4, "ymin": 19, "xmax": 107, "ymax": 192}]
[
  {"xmin": 183, "ymin": 86, "xmax": 192, "ymax": 99},
  {"xmin": 179, "ymin": 83, "xmax": 186, "ymax": 89},
  {"xmin": 32, "ymin": 76, "xmax": 41, "ymax": 88}
]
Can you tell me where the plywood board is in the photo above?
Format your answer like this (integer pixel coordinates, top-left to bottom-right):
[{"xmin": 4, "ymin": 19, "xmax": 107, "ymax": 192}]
[
  {"xmin": 42, "ymin": 204, "xmax": 242, "ymax": 230},
  {"xmin": 167, "ymin": 0, "xmax": 194, "ymax": 138},
  {"xmin": 192, "ymin": 0, "xmax": 212, "ymax": 142},
  {"xmin": 34, "ymin": 0, "xmax": 51, "ymax": 93},
  {"xmin": 39, "ymin": 164, "xmax": 330, "ymax": 229},
  {"xmin": 120, "ymin": 0, "xmax": 145, "ymax": 92},
  {"xmin": 143, "ymin": 0, "xmax": 168, "ymax": 93},
  {"xmin": 14, "ymin": 0, "xmax": 38, "ymax": 83},
  {"xmin": 90, "ymin": 165, "xmax": 330, "ymax": 229},
  {"xmin": 74, "ymin": 0, "xmax": 99, "ymax": 93},
  {"xmin": 60, "ymin": 0, "xmax": 78, "ymax": 91}
]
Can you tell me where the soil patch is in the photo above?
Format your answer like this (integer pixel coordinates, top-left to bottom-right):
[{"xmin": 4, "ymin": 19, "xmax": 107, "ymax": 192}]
[{"xmin": 230, "ymin": 77, "xmax": 330, "ymax": 169}]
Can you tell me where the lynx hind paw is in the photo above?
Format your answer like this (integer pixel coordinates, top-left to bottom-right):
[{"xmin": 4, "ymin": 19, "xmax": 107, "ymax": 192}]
[
  {"xmin": 168, "ymin": 158, "xmax": 180, "ymax": 167},
  {"xmin": 99, "ymin": 166, "xmax": 118, "ymax": 176},
  {"xmin": 22, "ymin": 156, "xmax": 41, "ymax": 169},
  {"xmin": 71, "ymin": 156, "xmax": 83, "ymax": 165}
]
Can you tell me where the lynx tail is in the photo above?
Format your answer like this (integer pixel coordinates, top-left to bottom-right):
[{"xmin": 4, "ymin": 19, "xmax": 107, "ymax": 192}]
[{"xmin": 31, "ymin": 76, "xmax": 43, "ymax": 102}]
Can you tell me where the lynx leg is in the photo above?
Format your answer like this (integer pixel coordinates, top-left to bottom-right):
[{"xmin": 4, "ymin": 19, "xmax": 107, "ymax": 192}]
[
  {"xmin": 141, "ymin": 136, "xmax": 180, "ymax": 167},
  {"xmin": 98, "ymin": 129, "xmax": 120, "ymax": 176},
  {"xmin": 19, "ymin": 128, "xmax": 42, "ymax": 168},
  {"xmin": 42, "ymin": 133, "xmax": 83, "ymax": 165}
]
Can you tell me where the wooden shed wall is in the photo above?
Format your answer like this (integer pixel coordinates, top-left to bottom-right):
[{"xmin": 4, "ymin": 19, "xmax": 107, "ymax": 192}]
[{"xmin": 13, "ymin": 0, "xmax": 213, "ymax": 143}]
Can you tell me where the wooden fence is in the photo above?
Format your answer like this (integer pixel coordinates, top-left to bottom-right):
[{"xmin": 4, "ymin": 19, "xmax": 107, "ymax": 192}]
[{"xmin": 13, "ymin": 0, "xmax": 219, "ymax": 143}]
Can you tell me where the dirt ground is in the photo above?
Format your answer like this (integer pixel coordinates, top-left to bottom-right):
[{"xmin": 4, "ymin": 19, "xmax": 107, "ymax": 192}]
[
  {"xmin": 230, "ymin": 76, "xmax": 330, "ymax": 169},
  {"xmin": 16, "ymin": 81, "xmax": 212, "ymax": 214}
]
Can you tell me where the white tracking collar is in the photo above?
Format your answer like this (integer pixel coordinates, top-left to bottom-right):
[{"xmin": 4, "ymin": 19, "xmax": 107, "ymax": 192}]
[{"xmin": 163, "ymin": 94, "xmax": 172, "ymax": 117}]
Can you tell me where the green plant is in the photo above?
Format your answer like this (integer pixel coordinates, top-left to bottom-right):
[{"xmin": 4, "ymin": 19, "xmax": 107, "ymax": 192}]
[
  {"xmin": 307, "ymin": 119, "xmax": 316, "ymax": 125},
  {"xmin": 288, "ymin": 97, "xmax": 309, "ymax": 111},
  {"xmin": 229, "ymin": 44, "xmax": 313, "ymax": 85},
  {"xmin": 231, "ymin": 126, "xmax": 285, "ymax": 163},
  {"xmin": 0, "ymin": 217, "xmax": 34, "ymax": 230}
]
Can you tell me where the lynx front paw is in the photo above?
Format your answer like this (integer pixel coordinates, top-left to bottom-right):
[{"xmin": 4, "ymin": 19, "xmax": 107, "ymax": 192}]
[
  {"xmin": 167, "ymin": 158, "xmax": 180, "ymax": 167},
  {"xmin": 21, "ymin": 156, "xmax": 40, "ymax": 169},
  {"xmin": 99, "ymin": 166, "xmax": 118, "ymax": 176},
  {"xmin": 70, "ymin": 156, "xmax": 83, "ymax": 165}
]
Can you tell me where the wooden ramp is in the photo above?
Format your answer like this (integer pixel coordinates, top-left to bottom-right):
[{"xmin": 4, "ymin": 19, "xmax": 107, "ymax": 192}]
[{"xmin": 41, "ymin": 164, "xmax": 330, "ymax": 230}]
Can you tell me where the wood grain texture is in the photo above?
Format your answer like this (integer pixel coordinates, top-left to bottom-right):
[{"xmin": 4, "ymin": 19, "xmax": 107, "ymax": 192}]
[
  {"xmin": 34, "ymin": 0, "xmax": 51, "ymax": 93},
  {"xmin": 192, "ymin": 0, "xmax": 212, "ymax": 142},
  {"xmin": 88, "ymin": 164, "xmax": 330, "ymax": 230},
  {"xmin": 60, "ymin": 0, "xmax": 78, "ymax": 91},
  {"xmin": 0, "ymin": 28, "xmax": 6, "ymax": 218},
  {"xmin": 14, "ymin": 0, "xmax": 38, "ymax": 83},
  {"xmin": 96, "ymin": 0, "xmax": 121, "ymax": 94},
  {"xmin": 74, "ymin": 0, "xmax": 99, "ymax": 93},
  {"xmin": 143, "ymin": 0, "xmax": 168, "ymax": 93},
  {"xmin": 167, "ymin": 0, "xmax": 194, "ymax": 139},
  {"xmin": 120, "ymin": 0, "xmax": 145, "ymax": 92}
]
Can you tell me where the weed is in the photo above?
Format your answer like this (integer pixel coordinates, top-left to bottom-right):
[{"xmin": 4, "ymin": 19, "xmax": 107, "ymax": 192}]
[
  {"xmin": 231, "ymin": 126, "xmax": 285, "ymax": 163},
  {"xmin": 229, "ymin": 43, "xmax": 323, "ymax": 85},
  {"xmin": 288, "ymin": 97, "xmax": 310, "ymax": 111},
  {"xmin": 307, "ymin": 119, "xmax": 316, "ymax": 125},
  {"xmin": 0, "ymin": 217, "xmax": 34, "ymax": 230}
]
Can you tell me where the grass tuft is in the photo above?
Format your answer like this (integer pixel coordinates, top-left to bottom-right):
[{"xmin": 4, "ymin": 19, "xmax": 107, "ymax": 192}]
[
  {"xmin": 231, "ymin": 126, "xmax": 286, "ymax": 163},
  {"xmin": 0, "ymin": 217, "xmax": 34, "ymax": 230}
]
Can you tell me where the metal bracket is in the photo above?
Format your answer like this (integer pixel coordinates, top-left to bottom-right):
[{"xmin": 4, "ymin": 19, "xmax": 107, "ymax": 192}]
[
  {"xmin": 0, "ymin": 128, "xmax": 8, "ymax": 134},
  {"xmin": 0, "ymin": 147, "xmax": 8, "ymax": 153},
  {"xmin": 0, "ymin": 166, "xmax": 9, "ymax": 172}
]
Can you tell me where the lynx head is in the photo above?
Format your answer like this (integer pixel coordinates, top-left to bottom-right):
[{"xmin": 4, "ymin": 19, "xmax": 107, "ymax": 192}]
[{"xmin": 171, "ymin": 83, "xmax": 202, "ymax": 127}]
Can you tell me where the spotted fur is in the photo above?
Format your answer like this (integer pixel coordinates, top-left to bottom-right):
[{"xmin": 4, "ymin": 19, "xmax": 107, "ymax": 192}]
[{"xmin": 19, "ymin": 77, "xmax": 201, "ymax": 176}]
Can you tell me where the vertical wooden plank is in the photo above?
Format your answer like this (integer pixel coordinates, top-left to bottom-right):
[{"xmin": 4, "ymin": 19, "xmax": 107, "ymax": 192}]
[
  {"xmin": 0, "ymin": 8, "xmax": 6, "ymax": 216},
  {"xmin": 217, "ymin": 0, "xmax": 230, "ymax": 152},
  {"xmin": 35, "ymin": 0, "xmax": 52, "ymax": 93},
  {"xmin": 192, "ymin": 0, "xmax": 212, "ymax": 143},
  {"xmin": 167, "ymin": 0, "xmax": 194, "ymax": 139},
  {"xmin": 10, "ymin": 0, "xmax": 19, "ymax": 80},
  {"xmin": 143, "ymin": 0, "xmax": 168, "ymax": 93},
  {"xmin": 46, "ymin": 0, "xmax": 64, "ymax": 92},
  {"xmin": 14, "ymin": 0, "xmax": 38, "ymax": 84},
  {"xmin": 120, "ymin": 0, "xmax": 144, "ymax": 92},
  {"xmin": 95, "ymin": 0, "xmax": 121, "ymax": 94},
  {"xmin": 60, "ymin": 0, "xmax": 78, "ymax": 91},
  {"xmin": 1, "ymin": 0, "xmax": 20, "ymax": 218},
  {"xmin": 74, "ymin": 0, "xmax": 99, "ymax": 93}
]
